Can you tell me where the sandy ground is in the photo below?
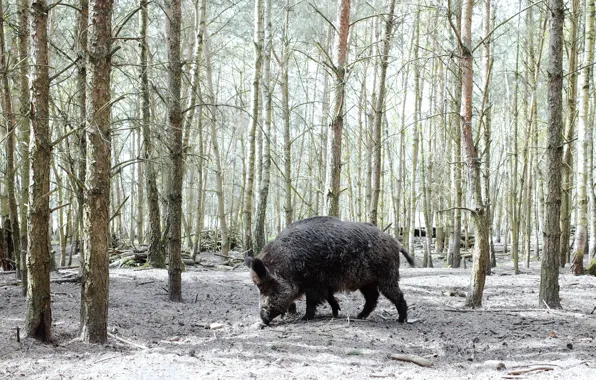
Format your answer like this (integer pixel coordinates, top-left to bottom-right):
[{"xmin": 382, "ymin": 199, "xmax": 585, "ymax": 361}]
[{"xmin": 1, "ymin": 253, "xmax": 595, "ymax": 380}]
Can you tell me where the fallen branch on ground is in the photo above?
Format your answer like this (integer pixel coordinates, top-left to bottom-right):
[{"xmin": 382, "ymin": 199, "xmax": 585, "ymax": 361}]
[
  {"xmin": 506, "ymin": 366, "xmax": 554, "ymax": 376},
  {"xmin": 107, "ymin": 332, "xmax": 147, "ymax": 350},
  {"xmin": 388, "ymin": 353, "xmax": 433, "ymax": 367}
]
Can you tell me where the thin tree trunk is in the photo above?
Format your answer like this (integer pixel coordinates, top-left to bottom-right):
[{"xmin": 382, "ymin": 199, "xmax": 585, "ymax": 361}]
[
  {"xmin": 75, "ymin": 0, "xmax": 88, "ymax": 277},
  {"xmin": 26, "ymin": 0, "xmax": 52, "ymax": 341},
  {"xmin": 560, "ymin": 0, "xmax": 580, "ymax": 268},
  {"xmin": 539, "ymin": 0, "xmax": 563, "ymax": 309},
  {"xmin": 204, "ymin": 32, "xmax": 230, "ymax": 259},
  {"xmin": 141, "ymin": 0, "xmax": 164, "ymax": 268},
  {"xmin": 164, "ymin": 0, "xmax": 184, "ymax": 302},
  {"xmin": 0, "ymin": 0, "xmax": 22, "ymax": 287},
  {"xmin": 408, "ymin": 7, "xmax": 421, "ymax": 253},
  {"xmin": 254, "ymin": 0, "xmax": 272, "ymax": 255},
  {"xmin": 457, "ymin": 0, "xmax": 490, "ymax": 307},
  {"xmin": 282, "ymin": 1, "xmax": 293, "ymax": 227},
  {"xmin": 324, "ymin": 0, "xmax": 350, "ymax": 217},
  {"xmin": 17, "ymin": 0, "xmax": 30, "ymax": 289},
  {"xmin": 370, "ymin": 0, "xmax": 396, "ymax": 225},
  {"xmin": 571, "ymin": 0, "xmax": 594, "ymax": 275},
  {"xmin": 244, "ymin": 0, "xmax": 264, "ymax": 256},
  {"xmin": 80, "ymin": 0, "xmax": 113, "ymax": 343}
]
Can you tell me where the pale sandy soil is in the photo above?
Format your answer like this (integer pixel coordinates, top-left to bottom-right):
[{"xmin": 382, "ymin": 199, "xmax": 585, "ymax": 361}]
[{"xmin": 1, "ymin": 253, "xmax": 595, "ymax": 380}]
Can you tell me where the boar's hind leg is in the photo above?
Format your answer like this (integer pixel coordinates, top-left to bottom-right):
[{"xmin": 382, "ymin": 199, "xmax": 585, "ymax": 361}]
[
  {"xmin": 357, "ymin": 284, "xmax": 380, "ymax": 319},
  {"xmin": 379, "ymin": 284, "xmax": 408, "ymax": 323}
]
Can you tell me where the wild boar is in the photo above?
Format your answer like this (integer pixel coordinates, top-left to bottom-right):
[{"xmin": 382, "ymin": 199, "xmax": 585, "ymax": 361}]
[{"xmin": 245, "ymin": 216, "xmax": 414, "ymax": 325}]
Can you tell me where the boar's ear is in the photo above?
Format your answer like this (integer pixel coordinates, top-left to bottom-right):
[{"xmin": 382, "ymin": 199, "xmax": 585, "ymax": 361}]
[{"xmin": 250, "ymin": 258, "xmax": 270, "ymax": 281}]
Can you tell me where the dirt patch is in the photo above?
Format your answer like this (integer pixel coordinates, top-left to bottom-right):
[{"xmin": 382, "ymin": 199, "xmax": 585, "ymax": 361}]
[{"xmin": 1, "ymin": 258, "xmax": 595, "ymax": 379}]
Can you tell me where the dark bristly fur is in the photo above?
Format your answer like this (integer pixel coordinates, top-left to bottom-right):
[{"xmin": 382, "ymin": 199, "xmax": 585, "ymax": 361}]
[{"xmin": 246, "ymin": 216, "xmax": 414, "ymax": 325}]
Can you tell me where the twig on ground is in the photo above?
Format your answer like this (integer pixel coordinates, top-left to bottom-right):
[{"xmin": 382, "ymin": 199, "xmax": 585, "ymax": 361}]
[
  {"xmin": 388, "ymin": 353, "xmax": 433, "ymax": 367},
  {"xmin": 542, "ymin": 300, "xmax": 551, "ymax": 310},
  {"xmin": 506, "ymin": 366, "xmax": 554, "ymax": 376},
  {"xmin": 107, "ymin": 332, "xmax": 147, "ymax": 350},
  {"xmin": 136, "ymin": 280, "xmax": 155, "ymax": 286}
]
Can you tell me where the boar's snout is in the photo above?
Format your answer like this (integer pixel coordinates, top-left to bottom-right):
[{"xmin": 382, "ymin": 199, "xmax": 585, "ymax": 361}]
[{"xmin": 260, "ymin": 311, "xmax": 271, "ymax": 325}]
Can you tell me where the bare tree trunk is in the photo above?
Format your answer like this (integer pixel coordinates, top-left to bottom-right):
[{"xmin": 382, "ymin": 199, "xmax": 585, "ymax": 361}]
[
  {"xmin": 164, "ymin": 0, "xmax": 184, "ymax": 302},
  {"xmin": 140, "ymin": 0, "xmax": 164, "ymax": 268},
  {"xmin": 26, "ymin": 0, "xmax": 52, "ymax": 341},
  {"xmin": 254, "ymin": 0, "xmax": 272, "ymax": 255},
  {"xmin": 74, "ymin": 0, "xmax": 88, "ymax": 277},
  {"xmin": 324, "ymin": 0, "xmax": 350, "ymax": 217},
  {"xmin": 80, "ymin": 0, "xmax": 113, "ymax": 343},
  {"xmin": 16, "ymin": 0, "xmax": 30, "ymax": 291},
  {"xmin": 369, "ymin": 0, "xmax": 396, "ymax": 226},
  {"xmin": 408, "ymin": 7, "xmax": 421, "ymax": 253},
  {"xmin": 204, "ymin": 32, "xmax": 230, "ymax": 259},
  {"xmin": 539, "ymin": 0, "xmax": 563, "ymax": 309},
  {"xmin": 560, "ymin": 0, "xmax": 579, "ymax": 268},
  {"xmin": 446, "ymin": 0, "xmax": 463, "ymax": 268},
  {"xmin": 571, "ymin": 0, "xmax": 594, "ymax": 275},
  {"xmin": 244, "ymin": 0, "xmax": 264, "ymax": 256},
  {"xmin": 481, "ymin": 0, "xmax": 494, "ymax": 272},
  {"xmin": 0, "ymin": 0, "xmax": 22, "ymax": 286},
  {"xmin": 282, "ymin": 1, "xmax": 293, "ymax": 227},
  {"xmin": 457, "ymin": 0, "xmax": 490, "ymax": 307}
]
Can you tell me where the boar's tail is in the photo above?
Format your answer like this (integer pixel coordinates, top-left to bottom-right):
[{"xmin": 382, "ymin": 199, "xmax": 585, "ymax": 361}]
[{"xmin": 400, "ymin": 247, "xmax": 415, "ymax": 267}]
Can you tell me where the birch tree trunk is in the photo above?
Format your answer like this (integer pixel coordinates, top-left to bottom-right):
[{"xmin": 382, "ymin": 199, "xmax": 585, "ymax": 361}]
[
  {"xmin": 80, "ymin": 0, "xmax": 113, "ymax": 343},
  {"xmin": 324, "ymin": 0, "xmax": 350, "ymax": 217},
  {"xmin": 26, "ymin": 0, "xmax": 52, "ymax": 341},
  {"xmin": 571, "ymin": 0, "xmax": 594, "ymax": 275},
  {"xmin": 539, "ymin": 0, "xmax": 563, "ymax": 309}
]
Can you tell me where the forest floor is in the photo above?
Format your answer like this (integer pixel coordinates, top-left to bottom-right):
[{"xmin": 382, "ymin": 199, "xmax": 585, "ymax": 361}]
[{"xmin": 1, "ymin": 251, "xmax": 595, "ymax": 380}]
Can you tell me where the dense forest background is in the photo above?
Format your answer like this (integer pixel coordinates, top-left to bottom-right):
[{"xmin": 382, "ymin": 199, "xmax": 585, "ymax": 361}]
[{"xmin": 0, "ymin": 0, "xmax": 594, "ymax": 343}]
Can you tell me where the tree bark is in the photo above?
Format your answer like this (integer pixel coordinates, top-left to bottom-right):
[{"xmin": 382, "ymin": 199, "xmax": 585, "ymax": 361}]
[
  {"xmin": 571, "ymin": 0, "xmax": 595, "ymax": 275},
  {"xmin": 244, "ymin": 0, "xmax": 264, "ymax": 256},
  {"xmin": 80, "ymin": 0, "xmax": 113, "ymax": 343},
  {"xmin": 458, "ymin": 0, "xmax": 490, "ymax": 308},
  {"xmin": 139, "ymin": 0, "xmax": 164, "ymax": 268},
  {"xmin": 254, "ymin": 0, "xmax": 272, "ymax": 255},
  {"xmin": 17, "ymin": 0, "xmax": 30, "ymax": 291},
  {"xmin": 369, "ymin": 0, "xmax": 396, "ymax": 226},
  {"xmin": 164, "ymin": 0, "xmax": 184, "ymax": 302},
  {"xmin": 26, "ymin": 0, "xmax": 52, "ymax": 341},
  {"xmin": 0, "ymin": 0, "xmax": 22, "ymax": 287},
  {"xmin": 324, "ymin": 0, "xmax": 350, "ymax": 217},
  {"xmin": 560, "ymin": 0, "xmax": 580, "ymax": 268},
  {"xmin": 539, "ymin": 0, "xmax": 564, "ymax": 309}
]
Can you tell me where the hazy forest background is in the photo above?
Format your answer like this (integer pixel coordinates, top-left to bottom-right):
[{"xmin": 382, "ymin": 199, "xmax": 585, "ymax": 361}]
[{"xmin": 0, "ymin": 0, "xmax": 595, "ymax": 350}]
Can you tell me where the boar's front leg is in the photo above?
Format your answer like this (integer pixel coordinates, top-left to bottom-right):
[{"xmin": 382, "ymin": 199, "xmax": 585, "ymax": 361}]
[
  {"xmin": 327, "ymin": 292, "xmax": 341, "ymax": 318},
  {"xmin": 357, "ymin": 283, "xmax": 380, "ymax": 319},
  {"xmin": 302, "ymin": 290, "xmax": 324, "ymax": 320}
]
